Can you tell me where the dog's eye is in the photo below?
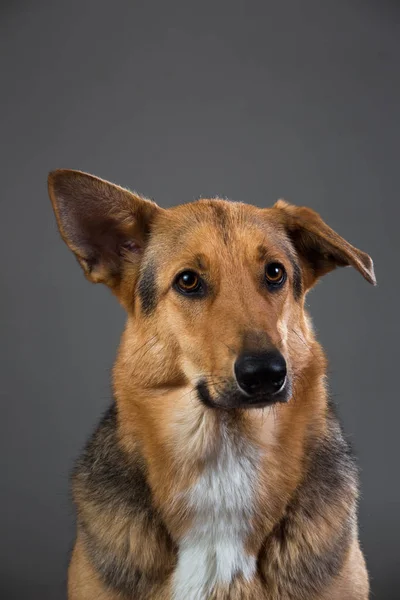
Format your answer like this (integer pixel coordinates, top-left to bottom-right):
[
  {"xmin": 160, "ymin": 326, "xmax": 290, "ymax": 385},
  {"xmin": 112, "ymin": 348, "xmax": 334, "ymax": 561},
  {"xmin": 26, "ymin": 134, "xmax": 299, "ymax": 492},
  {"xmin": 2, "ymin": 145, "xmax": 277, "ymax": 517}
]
[
  {"xmin": 265, "ymin": 263, "xmax": 286, "ymax": 287},
  {"xmin": 174, "ymin": 271, "xmax": 203, "ymax": 295}
]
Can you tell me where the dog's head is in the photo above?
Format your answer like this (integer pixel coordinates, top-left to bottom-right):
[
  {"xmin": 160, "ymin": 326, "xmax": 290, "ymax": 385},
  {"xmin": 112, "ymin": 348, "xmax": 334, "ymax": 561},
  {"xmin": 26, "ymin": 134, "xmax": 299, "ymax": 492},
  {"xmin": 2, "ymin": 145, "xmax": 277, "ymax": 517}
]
[{"xmin": 48, "ymin": 170, "xmax": 375, "ymax": 412}]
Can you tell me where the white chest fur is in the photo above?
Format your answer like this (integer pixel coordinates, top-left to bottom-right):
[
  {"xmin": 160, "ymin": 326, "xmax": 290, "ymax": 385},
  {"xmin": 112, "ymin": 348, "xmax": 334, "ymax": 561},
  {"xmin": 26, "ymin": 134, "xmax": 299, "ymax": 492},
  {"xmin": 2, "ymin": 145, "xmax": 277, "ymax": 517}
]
[{"xmin": 172, "ymin": 433, "xmax": 259, "ymax": 600}]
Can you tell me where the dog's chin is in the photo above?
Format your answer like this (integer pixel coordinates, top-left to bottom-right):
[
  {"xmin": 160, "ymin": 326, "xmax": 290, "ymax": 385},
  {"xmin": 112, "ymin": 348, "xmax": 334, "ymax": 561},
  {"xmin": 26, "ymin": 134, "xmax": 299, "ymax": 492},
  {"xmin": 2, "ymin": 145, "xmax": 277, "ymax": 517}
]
[{"xmin": 196, "ymin": 379, "xmax": 291, "ymax": 410}]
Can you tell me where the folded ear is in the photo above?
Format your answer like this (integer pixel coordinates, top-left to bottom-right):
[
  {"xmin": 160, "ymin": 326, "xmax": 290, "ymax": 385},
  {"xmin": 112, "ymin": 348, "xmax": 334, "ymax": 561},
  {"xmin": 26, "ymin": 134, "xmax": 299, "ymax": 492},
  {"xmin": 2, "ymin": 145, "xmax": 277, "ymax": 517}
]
[
  {"xmin": 273, "ymin": 199, "xmax": 376, "ymax": 290},
  {"xmin": 48, "ymin": 169, "xmax": 160, "ymax": 287}
]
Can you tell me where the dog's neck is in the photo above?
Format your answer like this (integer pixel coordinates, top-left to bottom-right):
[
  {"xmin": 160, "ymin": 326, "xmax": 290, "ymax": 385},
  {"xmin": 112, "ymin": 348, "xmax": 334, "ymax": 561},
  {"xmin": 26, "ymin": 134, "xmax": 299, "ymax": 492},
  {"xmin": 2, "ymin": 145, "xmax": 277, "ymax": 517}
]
[
  {"xmin": 115, "ymin": 347, "xmax": 327, "ymax": 598},
  {"xmin": 113, "ymin": 320, "xmax": 328, "ymax": 598}
]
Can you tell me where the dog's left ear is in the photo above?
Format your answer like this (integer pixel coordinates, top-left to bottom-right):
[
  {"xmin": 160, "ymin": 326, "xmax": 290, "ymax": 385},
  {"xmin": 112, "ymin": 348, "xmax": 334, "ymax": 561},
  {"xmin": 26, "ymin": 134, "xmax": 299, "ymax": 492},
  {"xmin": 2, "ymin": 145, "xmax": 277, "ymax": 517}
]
[
  {"xmin": 48, "ymin": 169, "xmax": 161, "ymax": 289},
  {"xmin": 273, "ymin": 199, "xmax": 376, "ymax": 289}
]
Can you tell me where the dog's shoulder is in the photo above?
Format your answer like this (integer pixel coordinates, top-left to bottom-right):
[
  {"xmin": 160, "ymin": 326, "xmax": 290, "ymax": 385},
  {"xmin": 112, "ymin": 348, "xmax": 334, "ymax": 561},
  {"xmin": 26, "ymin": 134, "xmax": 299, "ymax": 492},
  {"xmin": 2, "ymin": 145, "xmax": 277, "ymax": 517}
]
[
  {"xmin": 322, "ymin": 399, "xmax": 358, "ymax": 484},
  {"xmin": 72, "ymin": 404, "xmax": 176, "ymax": 597},
  {"xmin": 72, "ymin": 403, "xmax": 151, "ymax": 513},
  {"xmin": 260, "ymin": 399, "xmax": 359, "ymax": 599},
  {"xmin": 303, "ymin": 399, "xmax": 359, "ymax": 501}
]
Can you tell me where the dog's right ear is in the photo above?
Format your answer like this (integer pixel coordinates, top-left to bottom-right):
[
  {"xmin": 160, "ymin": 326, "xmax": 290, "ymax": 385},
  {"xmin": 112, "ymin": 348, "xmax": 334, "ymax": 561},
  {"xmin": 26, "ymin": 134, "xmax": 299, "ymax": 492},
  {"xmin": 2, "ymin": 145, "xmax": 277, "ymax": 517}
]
[{"xmin": 48, "ymin": 169, "xmax": 160, "ymax": 288}]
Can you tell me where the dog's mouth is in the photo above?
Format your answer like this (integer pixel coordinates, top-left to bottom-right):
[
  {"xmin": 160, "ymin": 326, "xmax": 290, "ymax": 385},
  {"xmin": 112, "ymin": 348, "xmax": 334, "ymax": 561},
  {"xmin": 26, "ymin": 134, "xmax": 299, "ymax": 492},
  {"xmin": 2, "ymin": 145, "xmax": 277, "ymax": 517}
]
[{"xmin": 196, "ymin": 377, "xmax": 291, "ymax": 410}]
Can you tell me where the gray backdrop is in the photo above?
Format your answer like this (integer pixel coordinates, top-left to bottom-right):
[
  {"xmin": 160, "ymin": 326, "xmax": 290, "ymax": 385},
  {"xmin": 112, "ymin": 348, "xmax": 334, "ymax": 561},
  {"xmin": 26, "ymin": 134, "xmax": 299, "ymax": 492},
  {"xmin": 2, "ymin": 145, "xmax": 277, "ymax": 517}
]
[{"xmin": 1, "ymin": 1, "xmax": 399, "ymax": 599}]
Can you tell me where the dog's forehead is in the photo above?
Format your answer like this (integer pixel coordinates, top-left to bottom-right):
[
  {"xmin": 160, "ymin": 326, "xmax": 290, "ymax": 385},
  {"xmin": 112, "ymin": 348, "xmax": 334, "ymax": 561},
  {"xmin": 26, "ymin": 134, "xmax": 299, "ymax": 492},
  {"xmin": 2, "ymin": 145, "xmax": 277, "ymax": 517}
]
[
  {"xmin": 165, "ymin": 197, "xmax": 260, "ymax": 225},
  {"xmin": 154, "ymin": 198, "xmax": 285, "ymax": 253}
]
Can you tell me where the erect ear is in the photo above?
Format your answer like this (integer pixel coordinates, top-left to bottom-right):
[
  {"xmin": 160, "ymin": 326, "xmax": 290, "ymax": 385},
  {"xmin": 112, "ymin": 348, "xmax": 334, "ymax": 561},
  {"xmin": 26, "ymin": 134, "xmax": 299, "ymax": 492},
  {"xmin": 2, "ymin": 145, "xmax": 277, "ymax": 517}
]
[
  {"xmin": 273, "ymin": 199, "xmax": 376, "ymax": 290},
  {"xmin": 48, "ymin": 169, "xmax": 160, "ymax": 287}
]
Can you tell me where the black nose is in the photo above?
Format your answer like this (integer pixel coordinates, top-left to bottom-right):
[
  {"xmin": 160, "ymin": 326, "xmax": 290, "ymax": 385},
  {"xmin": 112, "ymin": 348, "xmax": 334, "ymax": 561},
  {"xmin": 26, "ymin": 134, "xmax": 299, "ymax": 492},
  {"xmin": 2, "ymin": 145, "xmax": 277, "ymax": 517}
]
[{"xmin": 234, "ymin": 351, "xmax": 287, "ymax": 396}]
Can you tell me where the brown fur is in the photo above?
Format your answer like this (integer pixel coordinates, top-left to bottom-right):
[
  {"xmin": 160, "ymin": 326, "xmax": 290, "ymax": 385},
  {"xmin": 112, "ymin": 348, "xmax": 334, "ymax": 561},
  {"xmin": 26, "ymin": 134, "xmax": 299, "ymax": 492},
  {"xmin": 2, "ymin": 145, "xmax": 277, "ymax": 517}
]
[{"xmin": 48, "ymin": 169, "xmax": 375, "ymax": 599}]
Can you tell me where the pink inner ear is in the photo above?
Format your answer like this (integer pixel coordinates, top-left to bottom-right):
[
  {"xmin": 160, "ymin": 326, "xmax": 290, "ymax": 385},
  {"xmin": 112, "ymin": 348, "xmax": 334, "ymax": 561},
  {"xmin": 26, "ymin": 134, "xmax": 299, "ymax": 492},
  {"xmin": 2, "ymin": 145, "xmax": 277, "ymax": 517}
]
[{"xmin": 122, "ymin": 240, "xmax": 142, "ymax": 253}]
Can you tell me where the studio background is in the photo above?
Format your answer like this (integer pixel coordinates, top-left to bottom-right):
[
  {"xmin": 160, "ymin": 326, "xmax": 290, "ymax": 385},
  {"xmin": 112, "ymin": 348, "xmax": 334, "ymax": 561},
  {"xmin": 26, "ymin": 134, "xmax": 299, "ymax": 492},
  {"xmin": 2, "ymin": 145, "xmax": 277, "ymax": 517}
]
[{"xmin": 1, "ymin": 1, "xmax": 399, "ymax": 599}]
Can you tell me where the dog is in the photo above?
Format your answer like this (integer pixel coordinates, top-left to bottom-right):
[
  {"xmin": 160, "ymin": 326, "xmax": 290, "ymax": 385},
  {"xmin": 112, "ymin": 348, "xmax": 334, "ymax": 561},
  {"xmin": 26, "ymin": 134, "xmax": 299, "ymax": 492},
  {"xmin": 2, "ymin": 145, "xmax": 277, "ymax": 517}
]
[{"xmin": 48, "ymin": 169, "xmax": 375, "ymax": 600}]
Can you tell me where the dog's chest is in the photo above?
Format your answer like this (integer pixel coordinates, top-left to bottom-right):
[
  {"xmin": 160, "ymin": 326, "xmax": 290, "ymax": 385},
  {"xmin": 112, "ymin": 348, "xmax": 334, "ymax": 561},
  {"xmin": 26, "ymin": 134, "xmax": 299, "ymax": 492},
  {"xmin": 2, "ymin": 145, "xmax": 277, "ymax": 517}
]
[{"xmin": 172, "ymin": 437, "xmax": 259, "ymax": 600}]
